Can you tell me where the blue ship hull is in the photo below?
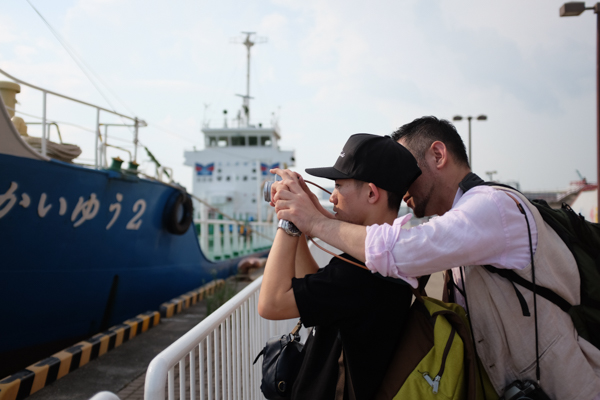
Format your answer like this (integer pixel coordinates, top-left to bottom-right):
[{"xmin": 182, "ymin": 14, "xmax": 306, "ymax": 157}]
[{"xmin": 0, "ymin": 153, "xmax": 261, "ymax": 377}]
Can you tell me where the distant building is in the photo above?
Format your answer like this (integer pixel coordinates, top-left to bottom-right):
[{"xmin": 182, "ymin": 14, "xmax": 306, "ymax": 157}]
[
  {"xmin": 570, "ymin": 186, "xmax": 598, "ymax": 222},
  {"xmin": 496, "ymin": 178, "xmax": 598, "ymax": 222},
  {"xmin": 521, "ymin": 179, "xmax": 597, "ymax": 209}
]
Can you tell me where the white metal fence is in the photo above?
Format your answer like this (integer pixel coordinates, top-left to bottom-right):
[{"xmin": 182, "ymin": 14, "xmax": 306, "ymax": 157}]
[
  {"xmin": 88, "ymin": 392, "xmax": 121, "ymax": 400},
  {"xmin": 144, "ymin": 275, "xmax": 299, "ymax": 400}
]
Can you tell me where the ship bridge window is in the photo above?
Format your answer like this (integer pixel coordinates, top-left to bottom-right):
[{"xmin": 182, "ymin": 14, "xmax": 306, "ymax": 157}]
[
  {"xmin": 261, "ymin": 136, "xmax": 272, "ymax": 146},
  {"xmin": 249, "ymin": 136, "xmax": 258, "ymax": 146},
  {"xmin": 208, "ymin": 136, "xmax": 218, "ymax": 147},
  {"xmin": 218, "ymin": 137, "xmax": 228, "ymax": 147},
  {"xmin": 232, "ymin": 136, "xmax": 246, "ymax": 146}
]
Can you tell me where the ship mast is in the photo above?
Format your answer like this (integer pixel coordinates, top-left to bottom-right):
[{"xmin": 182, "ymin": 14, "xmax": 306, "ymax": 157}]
[{"xmin": 234, "ymin": 32, "xmax": 266, "ymax": 127}]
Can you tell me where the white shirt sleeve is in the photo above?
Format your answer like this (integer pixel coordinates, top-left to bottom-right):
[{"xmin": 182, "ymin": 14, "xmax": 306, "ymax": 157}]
[{"xmin": 365, "ymin": 186, "xmax": 538, "ymax": 287}]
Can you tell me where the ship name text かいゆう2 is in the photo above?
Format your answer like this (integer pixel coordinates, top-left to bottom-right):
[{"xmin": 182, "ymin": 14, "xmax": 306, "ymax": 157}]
[{"xmin": 0, "ymin": 181, "xmax": 146, "ymax": 230}]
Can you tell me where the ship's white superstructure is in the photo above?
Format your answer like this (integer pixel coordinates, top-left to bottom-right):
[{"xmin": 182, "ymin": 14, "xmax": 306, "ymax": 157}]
[
  {"xmin": 184, "ymin": 124, "xmax": 294, "ymax": 221},
  {"xmin": 183, "ymin": 32, "xmax": 295, "ymax": 224}
]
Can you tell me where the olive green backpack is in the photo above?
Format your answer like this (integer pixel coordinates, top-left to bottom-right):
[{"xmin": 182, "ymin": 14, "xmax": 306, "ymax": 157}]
[{"xmin": 375, "ymin": 289, "xmax": 497, "ymax": 400}]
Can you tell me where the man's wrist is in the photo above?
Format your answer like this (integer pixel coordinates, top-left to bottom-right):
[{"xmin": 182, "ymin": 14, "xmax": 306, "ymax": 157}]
[{"xmin": 308, "ymin": 213, "xmax": 331, "ymax": 238}]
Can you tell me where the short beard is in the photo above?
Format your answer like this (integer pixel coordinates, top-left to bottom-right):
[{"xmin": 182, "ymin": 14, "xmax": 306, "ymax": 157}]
[
  {"xmin": 411, "ymin": 193, "xmax": 429, "ymax": 218},
  {"xmin": 411, "ymin": 157, "xmax": 432, "ymax": 218}
]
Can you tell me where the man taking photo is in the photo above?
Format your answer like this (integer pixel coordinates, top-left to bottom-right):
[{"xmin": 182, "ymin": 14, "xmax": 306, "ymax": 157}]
[
  {"xmin": 258, "ymin": 133, "xmax": 421, "ymax": 400},
  {"xmin": 271, "ymin": 117, "xmax": 600, "ymax": 400}
]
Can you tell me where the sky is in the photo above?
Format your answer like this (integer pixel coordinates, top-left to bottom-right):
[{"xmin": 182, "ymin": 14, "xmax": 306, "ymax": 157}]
[{"xmin": 1, "ymin": 0, "xmax": 598, "ymax": 192}]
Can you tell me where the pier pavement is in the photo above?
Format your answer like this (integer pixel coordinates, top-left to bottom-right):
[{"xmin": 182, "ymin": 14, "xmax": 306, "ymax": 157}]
[
  {"xmin": 25, "ymin": 278, "xmax": 253, "ymax": 400},
  {"xmin": 23, "ymin": 271, "xmax": 444, "ymax": 400}
]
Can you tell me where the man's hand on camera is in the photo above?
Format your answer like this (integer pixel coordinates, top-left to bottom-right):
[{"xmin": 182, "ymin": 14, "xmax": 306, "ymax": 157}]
[
  {"xmin": 270, "ymin": 168, "xmax": 333, "ymax": 220},
  {"xmin": 267, "ymin": 179, "xmax": 290, "ymax": 208},
  {"xmin": 269, "ymin": 168, "xmax": 331, "ymax": 236}
]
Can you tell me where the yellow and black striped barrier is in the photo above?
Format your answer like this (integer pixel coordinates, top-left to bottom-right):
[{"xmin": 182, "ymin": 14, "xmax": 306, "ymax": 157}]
[
  {"xmin": 0, "ymin": 279, "xmax": 225, "ymax": 400},
  {"xmin": 159, "ymin": 279, "xmax": 224, "ymax": 318},
  {"xmin": 0, "ymin": 311, "xmax": 159, "ymax": 400}
]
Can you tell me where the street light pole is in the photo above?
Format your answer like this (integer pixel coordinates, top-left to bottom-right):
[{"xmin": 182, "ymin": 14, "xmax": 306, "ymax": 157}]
[
  {"xmin": 597, "ymin": 6, "xmax": 599, "ymax": 219},
  {"xmin": 560, "ymin": 2, "xmax": 600, "ymax": 219},
  {"xmin": 452, "ymin": 114, "xmax": 487, "ymax": 170},
  {"xmin": 467, "ymin": 116, "xmax": 473, "ymax": 165}
]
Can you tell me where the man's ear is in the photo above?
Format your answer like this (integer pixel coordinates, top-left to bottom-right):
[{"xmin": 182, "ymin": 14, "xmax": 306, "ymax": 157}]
[
  {"xmin": 429, "ymin": 141, "xmax": 448, "ymax": 170},
  {"xmin": 366, "ymin": 183, "xmax": 380, "ymax": 205}
]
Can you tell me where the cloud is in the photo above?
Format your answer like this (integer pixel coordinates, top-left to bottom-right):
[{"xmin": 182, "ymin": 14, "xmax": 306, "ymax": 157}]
[
  {"xmin": 2, "ymin": 0, "xmax": 596, "ymax": 191},
  {"xmin": 0, "ymin": 17, "xmax": 19, "ymax": 44}
]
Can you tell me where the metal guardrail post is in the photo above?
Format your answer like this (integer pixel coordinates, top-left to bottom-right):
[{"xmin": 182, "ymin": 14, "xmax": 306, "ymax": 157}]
[
  {"xmin": 223, "ymin": 223, "xmax": 232, "ymax": 258},
  {"xmin": 41, "ymin": 90, "xmax": 47, "ymax": 157},
  {"xmin": 213, "ymin": 222, "xmax": 222, "ymax": 259},
  {"xmin": 134, "ymin": 117, "xmax": 139, "ymax": 163},
  {"xmin": 95, "ymin": 108, "xmax": 100, "ymax": 169},
  {"xmin": 103, "ymin": 124, "xmax": 109, "ymax": 167}
]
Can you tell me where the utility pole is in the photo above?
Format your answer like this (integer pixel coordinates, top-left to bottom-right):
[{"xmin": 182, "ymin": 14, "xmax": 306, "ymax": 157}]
[{"xmin": 560, "ymin": 2, "xmax": 600, "ymax": 219}]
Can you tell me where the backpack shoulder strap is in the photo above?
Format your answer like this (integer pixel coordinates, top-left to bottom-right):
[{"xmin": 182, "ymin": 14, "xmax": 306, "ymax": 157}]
[
  {"xmin": 483, "ymin": 266, "xmax": 572, "ymax": 312},
  {"xmin": 458, "ymin": 172, "xmax": 486, "ymax": 192},
  {"xmin": 459, "ymin": 172, "xmax": 521, "ymax": 194}
]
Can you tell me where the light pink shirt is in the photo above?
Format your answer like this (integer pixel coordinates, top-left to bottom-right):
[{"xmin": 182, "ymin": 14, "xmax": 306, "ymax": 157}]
[
  {"xmin": 365, "ymin": 185, "xmax": 538, "ymax": 295},
  {"xmin": 366, "ymin": 186, "xmax": 600, "ymax": 400}
]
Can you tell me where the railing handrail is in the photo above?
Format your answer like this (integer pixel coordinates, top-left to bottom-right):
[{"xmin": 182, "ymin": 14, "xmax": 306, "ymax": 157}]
[
  {"xmin": 193, "ymin": 219, "xmax": 275, "ymax": 226},
  {"xmin": 144, "ymin": 276, "xmax": 264, "ymax": 400},
  {"xmin": 0, "ymin": 67, "xmax": 144, "ymax": 124},
  {"xmin": 0, "ymin": 68, "xmax": 146, "ymax": 166}
]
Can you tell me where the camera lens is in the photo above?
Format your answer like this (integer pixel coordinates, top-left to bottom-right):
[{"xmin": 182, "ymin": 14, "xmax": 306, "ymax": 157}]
[{"xmin": 263, "ymin": 181, "xmax": 273, "ymax": 202}]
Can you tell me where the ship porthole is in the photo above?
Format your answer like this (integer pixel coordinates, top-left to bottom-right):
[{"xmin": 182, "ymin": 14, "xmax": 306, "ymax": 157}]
[{"xmin": 164, "ymin": 191, "xmax": 194, "ymax": 235}]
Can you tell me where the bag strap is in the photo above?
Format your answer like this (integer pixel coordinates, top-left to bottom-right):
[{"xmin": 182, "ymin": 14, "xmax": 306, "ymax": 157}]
[
  {"xmin": 252, "ymin": 319, "xmax": 303, "ymax": 365},
  {"xmin": 468, "ymin": 186, "xmax": 544, "ymax": 383},
  {"xmin": 460, "ymin": 183, "xmax": 545, "ymax": 384},
  {"xmin": 459, "ymin": 267, "xmax": 488, "ymax": 400},
  {"xmin": 505, "ymin": 191, "xmax": 542, "ymax": 384},
  {"xmin": 290, "ymin": 319, "xmax": 303, "ymax": 336}
]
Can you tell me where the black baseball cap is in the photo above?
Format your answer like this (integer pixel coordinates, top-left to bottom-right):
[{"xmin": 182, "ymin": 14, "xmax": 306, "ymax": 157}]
[{"xmin": 305, "ymin": 134, "xmax": 421, "ymax": 195}]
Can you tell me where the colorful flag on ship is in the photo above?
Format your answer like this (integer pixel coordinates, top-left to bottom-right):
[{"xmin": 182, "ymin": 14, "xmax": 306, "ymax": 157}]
[
  {"xmin": 260, "ymin": 163, "xmax": 280, "ymax": 175},
  {"xmin": 195, "ymin": 163, "xmax": 215, "ymax": 176}
]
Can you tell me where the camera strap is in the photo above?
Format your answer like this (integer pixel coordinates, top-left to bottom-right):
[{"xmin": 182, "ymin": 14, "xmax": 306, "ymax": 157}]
[
  {"xmin": 508, "ymin": 193, "xmax": 541, "ymax": 384},
  {"xmin": 459, "ymin": 191, "xmax": 541, "ymax": 386},
  {"xmin": 459, "ymin": 267, "xmax": 488, "ymax": 400}
]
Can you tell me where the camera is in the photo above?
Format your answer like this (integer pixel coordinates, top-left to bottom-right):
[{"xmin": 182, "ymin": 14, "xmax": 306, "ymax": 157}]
[
  {"xmin": 263, "ymin": 180, "xmax": 275, "ymax": 203},
  {"xmin": 263, "ymin": 173, "xmax": 285, "ymax": 204},
  {"xmin": 264, "ymin": 177, "xmax": 302, "ymax": 237},
  {"xmin": 500, "ymin": 380, "xmax": 551, "ymax": 400}
]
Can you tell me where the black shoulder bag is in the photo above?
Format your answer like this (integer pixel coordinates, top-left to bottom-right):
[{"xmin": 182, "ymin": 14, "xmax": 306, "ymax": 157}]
[{"xmin": 253, "ymin": 319, "xmax": 305, "ymax": 399}]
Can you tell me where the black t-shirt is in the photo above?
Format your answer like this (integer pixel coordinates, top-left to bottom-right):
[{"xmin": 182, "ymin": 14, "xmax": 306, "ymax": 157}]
[{"xmin": 290, "ymin": 254, "xmax": 412, "ymax": 400}]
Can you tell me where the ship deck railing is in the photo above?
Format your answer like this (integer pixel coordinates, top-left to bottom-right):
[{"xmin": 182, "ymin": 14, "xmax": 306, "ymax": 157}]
[
  {"xmin": 142, "ymin": 275, "xmax": 296, "ymax": 400},
  {"xmin": 0, "ymin": 68, "xmax": 147, "ymax": 170},
  {"xmin": 195, "ymin": 219, "xmax": 276, "ymax": 261}
]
